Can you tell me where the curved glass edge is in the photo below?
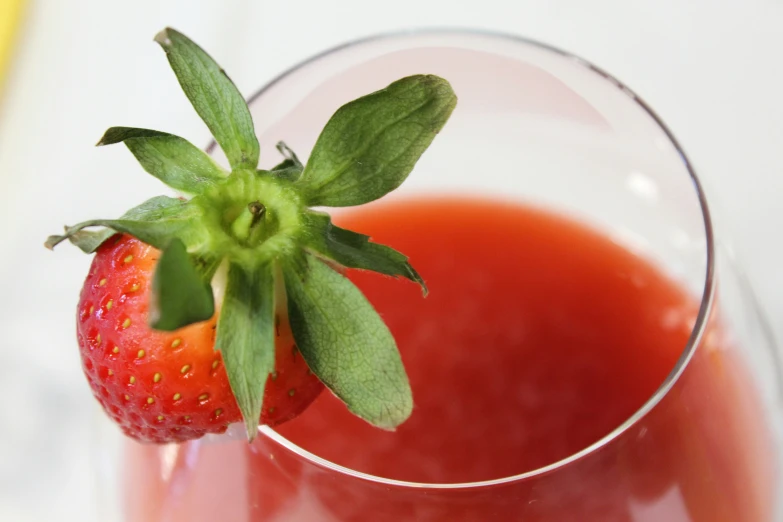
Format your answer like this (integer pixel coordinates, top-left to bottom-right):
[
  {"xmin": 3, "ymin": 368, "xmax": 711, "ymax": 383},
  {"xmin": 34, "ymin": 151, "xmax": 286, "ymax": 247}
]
[{"xmin": 207, "ymin": 27, "xmax": 717, "ymax": 490}]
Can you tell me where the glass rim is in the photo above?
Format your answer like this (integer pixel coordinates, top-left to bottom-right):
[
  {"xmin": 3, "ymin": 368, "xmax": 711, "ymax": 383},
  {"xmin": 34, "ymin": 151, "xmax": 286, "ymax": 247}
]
[{"xmin": 211, "ymin": 27, "xmax": 717, "ymax": 490}]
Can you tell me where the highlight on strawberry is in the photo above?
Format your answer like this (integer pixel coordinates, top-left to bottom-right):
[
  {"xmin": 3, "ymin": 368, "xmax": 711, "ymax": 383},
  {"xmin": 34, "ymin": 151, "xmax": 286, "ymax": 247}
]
[{"xmin": 45, "ymin": 28, "xmax": 457, "ymax": 444}]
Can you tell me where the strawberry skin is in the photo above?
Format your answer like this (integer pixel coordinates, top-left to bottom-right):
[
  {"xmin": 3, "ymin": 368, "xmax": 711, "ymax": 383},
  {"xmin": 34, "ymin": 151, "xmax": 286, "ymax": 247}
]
[{"xmin": 77, "ymin": 234, "xmax": 323, "ymax": 443}]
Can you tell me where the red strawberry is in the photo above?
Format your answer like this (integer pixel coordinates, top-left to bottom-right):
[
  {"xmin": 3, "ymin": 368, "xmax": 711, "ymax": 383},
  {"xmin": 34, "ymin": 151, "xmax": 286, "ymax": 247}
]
[
  {"xmin": 47, "ymin": 28, "xmax": 453, "ymax": 445},
  {"xmin": 78, "ymin": 234, "xmax": 323, "ymax": 443}
]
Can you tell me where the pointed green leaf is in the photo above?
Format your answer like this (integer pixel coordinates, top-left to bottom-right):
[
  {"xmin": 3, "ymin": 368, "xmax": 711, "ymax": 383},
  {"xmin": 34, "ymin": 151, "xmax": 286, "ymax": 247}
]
[
  {"xmin": 273, "ymin": 141, "xmax": 302, "ymax": 169},
  {"xmin": 269, "ymin": 142, "xmax": 303, "ymax": 182},
  {"xmin": 97, "ymin": 127, "xmax": 227, "ymax": 194},
  {"xmin": 155, "ymin": 27, "xmax": 259, "ymax": 170},
  {"xmin": 45, "ymin": 196, "xmax": 206, "ymax": 251},
  {"xmin": 216, "ymin": 262, "xmax": 276, "ymax": 440},
  {"xmin": 149, "ymin": 238, "xmax": 215, "ymax": 331},
  {"xmin": 302, "ymin": 211, "xmax": 426, "ymax": 293},
  {"xmin": 267, "ymin": 165, "xmax": 302, "ymax": 183},
  {"xmin": 268, "ymin": 164, "xmax": 303, "ymax": 183},
  {"xmin": 296, "ymin": 75, "xmax": 457, "ymax": 207},
  {"xmin": 59, "ymin": 227, "xmax": 118, "ymax": 254},
  {"xmin": 192, "ymin": 254, "xmax": 224, "ymax": 283},
  {"xmin": 284, "ymin": 255, "xmax": 413, "ymax": 429}
]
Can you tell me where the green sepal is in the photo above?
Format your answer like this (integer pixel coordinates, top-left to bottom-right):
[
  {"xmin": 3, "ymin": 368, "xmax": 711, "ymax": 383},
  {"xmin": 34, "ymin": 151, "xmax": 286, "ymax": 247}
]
[
  {"xmin": 296, "ymin": 75, "xmax": 457, "ymax": 207},
  {"xmin": 97, "ymin": 127, "xmax": 227, "ymax": 194},
  {"xmin": 44, "ymin": 196, "xmax": 205, "ymax": 252},
  {"xmin": 272, "ymin": 141, "xmax": 302, "ymax": 169},
  {"xmin": 284, "ymin": 254, "xmax": 413, "ymax": 430},
  {"xmin": 149, "ymin": 238, "xmax": 216, "ymax": 331},
  {"xmin": 270, "ymin": 142, "xmax": 303, "ymax": 182},
  {"xmin": 302, "ymin": 211, "xmax": 426, "ymax": 294},
  {"xmin": 46, "ymin": 28, "xmax": 460, "ymax": 440},
  {"xmin": 57, "ymin": 227, "xmax": 118, "ymax": 254},
  {"xmin": 155, "ymin": 27, "xmax": 260, "ymax": 171},
  {"xmin": 215, "ymin": 262, "xmax": 277, "ymax": 440}
]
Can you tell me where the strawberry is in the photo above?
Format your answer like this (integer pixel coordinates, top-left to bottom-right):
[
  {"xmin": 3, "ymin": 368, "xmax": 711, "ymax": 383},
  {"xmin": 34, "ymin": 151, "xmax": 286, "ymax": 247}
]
[
  {"xmin": 46, "ymin": 28, "xmax": 456, "ymax": 443},
  {"xmin": 79, "ymin": 234, "xmax": 322, "ymax": 443}
]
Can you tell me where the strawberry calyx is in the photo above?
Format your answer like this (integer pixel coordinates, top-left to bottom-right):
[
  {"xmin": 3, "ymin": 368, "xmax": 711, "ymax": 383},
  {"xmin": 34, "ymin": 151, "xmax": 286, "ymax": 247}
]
[
  {"xmin": 46, "ymin": 27, "xmax": 456, "ymax": 440},
  {"xmin": 182, "ymin": 166, "xmax": 307, "ymax": 270}
]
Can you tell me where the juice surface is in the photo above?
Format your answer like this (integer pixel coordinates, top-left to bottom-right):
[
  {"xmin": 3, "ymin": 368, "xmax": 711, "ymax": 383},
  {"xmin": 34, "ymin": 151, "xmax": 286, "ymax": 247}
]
[
  {"xmin": 125, "ymin": 197, "xmax": 775, "ymax": 522},
  {"xmin": 278, "ymin": 197, "xmax": 689, "ymax": 482}
]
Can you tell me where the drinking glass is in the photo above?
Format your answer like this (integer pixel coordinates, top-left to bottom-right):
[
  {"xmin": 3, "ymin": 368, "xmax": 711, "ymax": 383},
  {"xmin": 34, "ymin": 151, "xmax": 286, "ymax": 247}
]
[{"xmin": 118, "ymin": 29, "xmax": 783, "ymax": 521}]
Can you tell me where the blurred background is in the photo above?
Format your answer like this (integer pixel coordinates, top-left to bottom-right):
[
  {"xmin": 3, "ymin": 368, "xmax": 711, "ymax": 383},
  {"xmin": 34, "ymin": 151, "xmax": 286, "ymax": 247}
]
[{"xmin": 0, "ymin": 1, "xmax": 781, "ymax": 520}]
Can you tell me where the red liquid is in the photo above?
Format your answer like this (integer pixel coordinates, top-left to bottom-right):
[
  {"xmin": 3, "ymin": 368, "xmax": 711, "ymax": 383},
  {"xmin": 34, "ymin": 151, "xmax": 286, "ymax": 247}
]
[
  {"xmin": 125, "ymin": 198, "xmax": 774, "ymax": 522},
  {"xmin": 278, "ymin": 198, "xmax": 691, "ymax": 482}
]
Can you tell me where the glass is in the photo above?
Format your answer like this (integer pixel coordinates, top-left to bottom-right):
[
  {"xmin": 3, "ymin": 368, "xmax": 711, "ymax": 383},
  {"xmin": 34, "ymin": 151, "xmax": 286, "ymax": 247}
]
[{"xmin": 118, "ymin": 30, "xmax": 782, "ymax": 521}]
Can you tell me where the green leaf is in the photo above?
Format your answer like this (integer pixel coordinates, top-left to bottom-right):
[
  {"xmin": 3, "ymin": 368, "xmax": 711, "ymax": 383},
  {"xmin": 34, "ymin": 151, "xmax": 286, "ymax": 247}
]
[
  {"xmin": 45, "ymin": 196, "xmax": 205, "ymax": 252},
  {"xmin": 215, "ymin": 262, "xmax": 277, "ymax": 440},
  {"xmin": 58, "ymin": 228, "xmax": 118, "ymax": 254},
  {"xmin": 192, "ymin": 254, "xmax": 224, "ymax": 282},
  {"xmin": 296, "ymin": 75, "xmax": 457, "ymax": 207},
  {"xmin": 270, "ymin": 142, "xmax": 303, "ymax": 182},
  {"xmin": 149, "ymin": 238, "xmax": 215, "ymax": 331},
  {"xmin": 273, "ymin": 141, "xmax": 302, "ymax": 169},
  {"xmin": 97, "ymin": 127, "xmax": 227, "ymax": 194},
  {"xmin": 268, "ymin": 164, "xmax": 303, "ymax": 183},
  {"xmin": 302, "ymin": 211, "xmax": 426, "ymax": 293},
  {"xmin": 155, "ymin": 28, "xmax": 259, "ymax": 170},
  {"xmin": 284, "ymin": 255, "xmax": 413, "ymax": 429},
  {"xmin": 268, "ymin": 165, "xmax": 302, "ymax": 183}
]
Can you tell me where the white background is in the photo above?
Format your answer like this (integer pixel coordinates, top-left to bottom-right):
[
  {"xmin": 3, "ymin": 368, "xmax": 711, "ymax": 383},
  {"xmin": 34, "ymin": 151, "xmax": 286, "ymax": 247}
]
[{"xmin": 0, "ymin": 1, "xmax": 781, "ymax": 520}]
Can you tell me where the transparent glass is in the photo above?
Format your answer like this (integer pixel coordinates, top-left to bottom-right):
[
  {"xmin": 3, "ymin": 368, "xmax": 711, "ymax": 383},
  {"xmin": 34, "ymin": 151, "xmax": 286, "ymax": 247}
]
[{"xmin": 119, "ymin": 30, "xmax": 783, "ymax": 521}]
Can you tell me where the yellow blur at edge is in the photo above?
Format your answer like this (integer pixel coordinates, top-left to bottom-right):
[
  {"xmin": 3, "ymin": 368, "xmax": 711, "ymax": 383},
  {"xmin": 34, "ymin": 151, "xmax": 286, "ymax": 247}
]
[{"xmin": 0, "ymin": 0, "xmax": 26, "ymax": 97}]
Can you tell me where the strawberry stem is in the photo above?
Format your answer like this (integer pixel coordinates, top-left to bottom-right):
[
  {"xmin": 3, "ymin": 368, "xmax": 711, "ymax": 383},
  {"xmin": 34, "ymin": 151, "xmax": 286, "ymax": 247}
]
[
  {"xmin": 230, "ymin": 200, "xmax": 266, "ymax": 243},
  {"xmin": 248, "ymin": 202, "xmax": 267, "ymax": 245},
  {"xmin": 229, "ymin": 205, "xmax": 255, "ymax": 243},
  {"xmin": 249, "ymin": 201, "xmax": 266, "ymax": 225}
]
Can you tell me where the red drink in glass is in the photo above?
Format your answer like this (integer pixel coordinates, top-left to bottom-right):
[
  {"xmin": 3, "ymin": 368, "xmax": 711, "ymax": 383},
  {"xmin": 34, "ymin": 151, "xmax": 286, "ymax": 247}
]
[
  {"xmin": 116, "ymin": 28, "xmax": 782, "ymax": 522},
  {"xmin": 125, "ymin": 198, "xmax": 775, "ymax": 522}
]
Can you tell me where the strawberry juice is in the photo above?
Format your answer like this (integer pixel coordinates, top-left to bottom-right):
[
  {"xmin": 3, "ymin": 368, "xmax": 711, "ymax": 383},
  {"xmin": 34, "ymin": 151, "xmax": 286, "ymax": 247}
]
[{"xmin": 125, "ymin": 197, "xmax": 774, "ymax": 521}]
